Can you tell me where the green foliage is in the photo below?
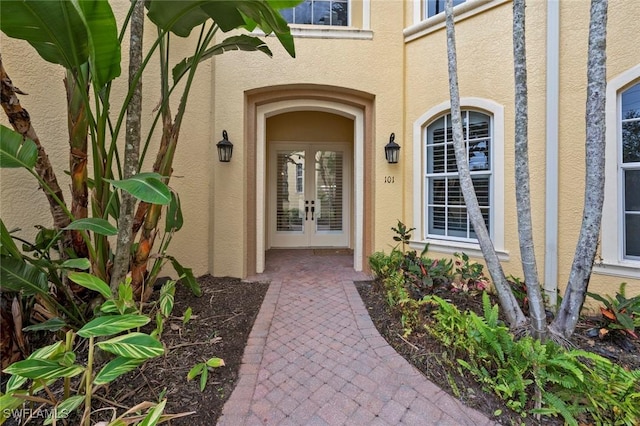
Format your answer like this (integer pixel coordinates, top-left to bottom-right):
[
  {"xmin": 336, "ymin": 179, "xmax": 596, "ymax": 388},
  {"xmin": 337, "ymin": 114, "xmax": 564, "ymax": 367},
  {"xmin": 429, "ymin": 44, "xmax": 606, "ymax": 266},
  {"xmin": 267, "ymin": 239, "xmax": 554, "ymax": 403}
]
[
  {"xmin": 424, "ymin": 294, "xmax": 640, "ymax": 425},
  {"xmin": 587, "ymin": 283, "xmax": 640, "ymax": 338},
  {"xmin": 1, "ymin": 276, "xmax": 165, "ymax": 425},
  {"xmin": 450, "ymin": 252, "xmax": 489, "ymax": 295},
  {"xmin": 391, "ymin": 220, "xmax": 414, "ymax": 252},
  {"xmin": 187, "ymin": 357, "xmax": 226, "ymax": 391}
]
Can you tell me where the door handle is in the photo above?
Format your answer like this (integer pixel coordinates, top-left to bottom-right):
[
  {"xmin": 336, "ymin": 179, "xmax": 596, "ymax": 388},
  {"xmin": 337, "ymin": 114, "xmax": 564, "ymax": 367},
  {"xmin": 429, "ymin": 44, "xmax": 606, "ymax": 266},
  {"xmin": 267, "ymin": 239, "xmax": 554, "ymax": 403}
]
[
  {"xmin": 311, "ymin": 200, "xmax": 315, "ymax": 221},
  {"xmin": 305, "ymin": 200, "xmax": 309, "ymax": 220}
]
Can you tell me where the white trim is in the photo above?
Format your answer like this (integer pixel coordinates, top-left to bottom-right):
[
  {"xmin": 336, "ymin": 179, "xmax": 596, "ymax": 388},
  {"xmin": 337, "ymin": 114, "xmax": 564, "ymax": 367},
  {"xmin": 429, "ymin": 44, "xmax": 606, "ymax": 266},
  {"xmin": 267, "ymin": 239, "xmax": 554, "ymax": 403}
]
[
  {"xmin": 256, "ymin": 100, "xmax": 364, "ymax": 273},
  {"xmin": 288, "ymin": 26, "xmax": 373, "ymax": 40},
  {"xmin": 600, "ymin": 64, "xmax": 640, "ymax": 276},
  {"xmin": 405, "ymin": 0, "xmax": 509, "ymax": 43},
  {"xmin": 412, "ymin": 98, "xmax": 506, "ymax": 256},
  {"xmin": 544, "ymin": 0, "xmax": 560, "ymax": 306},
  {"xmin": 362, "ymin": 0, "xmax": 371, "ymax": 30},
  {"xmin": 409, "ymin": 240, "xmax": 510, "ymax": 262}
]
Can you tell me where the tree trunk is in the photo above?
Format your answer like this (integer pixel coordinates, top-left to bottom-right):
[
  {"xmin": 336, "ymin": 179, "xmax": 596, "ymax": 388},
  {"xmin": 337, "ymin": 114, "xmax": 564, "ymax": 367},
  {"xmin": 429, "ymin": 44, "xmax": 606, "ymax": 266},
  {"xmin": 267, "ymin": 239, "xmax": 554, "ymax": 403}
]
[
  {"xmin": 512, "ymin": 0, "xmax": 547, "ymax": 339},
  {"xmin": 0, "ymin": 56, "xmax": 70, "ymax": 231},
  {"xmin": 550, "ymin": 0, "xmax": 608, "ymax": 338},
  {"xmin": 65, "ymin": 65, "xmax": 90, "ymax": 260},
  {"xmin": 445, "ymin": 0, "xmax": 527, "ymax": 329},
  {"xmin": 110, "ymin": 0, "xmax": 145, "ymax": 291}
]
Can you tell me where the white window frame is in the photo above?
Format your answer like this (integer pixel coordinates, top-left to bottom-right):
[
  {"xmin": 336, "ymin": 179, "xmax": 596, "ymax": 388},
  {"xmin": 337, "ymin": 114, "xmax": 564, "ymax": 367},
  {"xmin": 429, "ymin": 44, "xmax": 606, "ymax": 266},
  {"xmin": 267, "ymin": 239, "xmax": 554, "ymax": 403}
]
[
  {"xmin": 412, "ymin": 98, "xmax": 507, "ymax": 259},
  {"xmin": 596, "ymin": 64, "xmax": 640, "ymax": 279},
  {"xmin": 274, "ymin": 0, "xmax": 372, "ymax": 39}
]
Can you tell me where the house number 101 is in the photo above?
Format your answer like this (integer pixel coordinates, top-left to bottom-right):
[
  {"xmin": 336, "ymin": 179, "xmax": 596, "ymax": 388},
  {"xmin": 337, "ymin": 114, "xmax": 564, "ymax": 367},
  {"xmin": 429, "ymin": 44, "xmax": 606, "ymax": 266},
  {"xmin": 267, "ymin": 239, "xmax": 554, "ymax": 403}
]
[{"xmin": 384, "ymin": 176, "xmax": 395, "ymax": 183}]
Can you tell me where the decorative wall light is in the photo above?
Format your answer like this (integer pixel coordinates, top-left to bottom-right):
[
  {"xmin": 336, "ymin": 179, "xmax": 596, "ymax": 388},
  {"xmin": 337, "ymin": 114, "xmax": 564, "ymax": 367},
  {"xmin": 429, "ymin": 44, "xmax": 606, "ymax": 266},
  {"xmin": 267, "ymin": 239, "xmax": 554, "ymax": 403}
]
[
  {"xmin": 216, "ymin": 130, "xmax": 233, "ymax": 163},
  {"xmin": 384, "ymin": 133, "xmax": 401, "ymax": 164}
]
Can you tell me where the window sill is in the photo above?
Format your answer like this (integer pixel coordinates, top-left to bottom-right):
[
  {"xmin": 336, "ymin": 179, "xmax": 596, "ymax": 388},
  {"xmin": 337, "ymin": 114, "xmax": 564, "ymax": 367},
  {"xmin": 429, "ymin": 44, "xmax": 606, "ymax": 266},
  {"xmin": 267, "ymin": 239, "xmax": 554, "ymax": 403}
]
[
  {"xmin": 287, "ymin": 25, "xmax": 373, "ymax": 40},
  {"xmin": 409, "ymin": 239, "xmax": 510, "ymax": 262},
  {"xmin": 593, "ymin": 261, "xmax": 640, "ymax": 279},
  {"xmin": 404, "ymin": 0, "xmax": 509, "ymax": 43}
]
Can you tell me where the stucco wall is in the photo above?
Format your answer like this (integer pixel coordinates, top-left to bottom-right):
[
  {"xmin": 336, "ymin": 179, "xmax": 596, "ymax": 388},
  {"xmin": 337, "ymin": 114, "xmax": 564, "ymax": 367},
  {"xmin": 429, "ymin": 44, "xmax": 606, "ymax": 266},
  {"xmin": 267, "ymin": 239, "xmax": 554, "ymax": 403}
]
[
  {"xmin": 210, "ymin": 1, "xmax": 405, "ymax": 277},
  {"xmin": 403, "ymin": 0, "xmax": 639, "ymax": 297},
  {"xmin": 0, "ymin": 2, "xmax": 212, "ymax": 278}
]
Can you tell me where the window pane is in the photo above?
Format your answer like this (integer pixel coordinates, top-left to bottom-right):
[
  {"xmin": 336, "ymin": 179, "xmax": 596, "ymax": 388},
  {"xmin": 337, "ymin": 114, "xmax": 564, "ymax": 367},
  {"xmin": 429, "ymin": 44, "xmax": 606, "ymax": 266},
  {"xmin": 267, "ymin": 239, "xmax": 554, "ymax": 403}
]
[
  {"xmin": 625, "ymin": 169, "xmax": 640, "ymax": 211},
  {"xmin": 622, "ymin": 120, "xmax": 640, "ymax": 163},
  {"xmin": 293, "ymin": 1, "xmax": 312, "ymax": 24},
  {"xmin": 429, "ymin": 206, "xmax": 446, "ymax": 235},
  {"xmin": 473, "ymin": 177, "xmax": 490, "ymax": 206},
  {"xmin": 448, "ymin": 178, "xmax": 464, "ymax": 206},
  {"xmin": 625, "ymin": 213, "xmax": 640, "ymax": 257},
  {"xmin": 332, "ymin": 1, "xmax": 348, "ymax": 26},
  {"xmin": 313, "ymin": 0, "xmax": 330, "ymax": 24},
  {"xmin": 622, "ymin": 82, "xmax": 640, "ymax": 119},
  {"xmin": 427, "ymin": 144, "xmax": 445, "ymax": 173},
  {"xmin": 430, "ymin": 178, "xmax": 446, "ymax": 205}
]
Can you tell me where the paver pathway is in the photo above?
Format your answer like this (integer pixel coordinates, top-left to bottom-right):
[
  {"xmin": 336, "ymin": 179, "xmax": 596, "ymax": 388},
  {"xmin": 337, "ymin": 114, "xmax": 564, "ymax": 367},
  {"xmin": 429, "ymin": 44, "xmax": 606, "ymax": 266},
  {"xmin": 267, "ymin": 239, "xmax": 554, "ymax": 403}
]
[{"xmin": 218, "ymin": 250, "xmax": 494, "ymax": 425}]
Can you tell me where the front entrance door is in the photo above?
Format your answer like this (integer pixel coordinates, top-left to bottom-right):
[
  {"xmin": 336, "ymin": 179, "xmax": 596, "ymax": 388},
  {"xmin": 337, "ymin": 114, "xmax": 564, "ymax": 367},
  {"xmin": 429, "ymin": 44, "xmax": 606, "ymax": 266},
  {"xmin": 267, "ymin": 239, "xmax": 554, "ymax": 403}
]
[{"xmin": 269, "ymin": 143, "xmax": 350, "ymax": 248}]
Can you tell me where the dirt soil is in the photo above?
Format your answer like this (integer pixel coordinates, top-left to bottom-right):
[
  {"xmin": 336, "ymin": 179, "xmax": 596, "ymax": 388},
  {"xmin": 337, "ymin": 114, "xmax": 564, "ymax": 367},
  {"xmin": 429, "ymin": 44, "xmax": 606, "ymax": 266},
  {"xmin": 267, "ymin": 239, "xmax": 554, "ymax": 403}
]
[{"xmin": 92, "ymin": 275, "xmax": 269, "ymax": 426}]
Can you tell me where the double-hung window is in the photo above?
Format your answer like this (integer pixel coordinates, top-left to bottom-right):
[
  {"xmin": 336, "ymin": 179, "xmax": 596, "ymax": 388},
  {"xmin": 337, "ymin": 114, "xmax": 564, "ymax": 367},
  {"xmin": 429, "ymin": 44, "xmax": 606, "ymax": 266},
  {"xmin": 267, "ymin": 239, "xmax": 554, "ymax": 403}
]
[
  {"xmin": 425, "ymin": 110, "xmax": 492, "ymax": 241},
  {"xmin": 281, "ymin": 0, "xmax": 349, "ymax": 26},
  {"xmin": 621, "ymin": 82, "xmax": 640, "ymax": 259}
]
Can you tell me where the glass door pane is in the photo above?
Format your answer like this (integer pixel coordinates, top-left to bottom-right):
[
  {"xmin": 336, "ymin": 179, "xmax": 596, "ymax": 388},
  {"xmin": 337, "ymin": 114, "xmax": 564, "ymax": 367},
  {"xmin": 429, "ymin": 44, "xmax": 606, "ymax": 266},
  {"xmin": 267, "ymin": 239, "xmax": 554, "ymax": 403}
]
[
  {"xmin": 276, "ymin": 150, "xmax": 305, "ymax": 233},
  {"xmin": 315, "ymin": 150, "xmax": 343, "ymax": 233}
]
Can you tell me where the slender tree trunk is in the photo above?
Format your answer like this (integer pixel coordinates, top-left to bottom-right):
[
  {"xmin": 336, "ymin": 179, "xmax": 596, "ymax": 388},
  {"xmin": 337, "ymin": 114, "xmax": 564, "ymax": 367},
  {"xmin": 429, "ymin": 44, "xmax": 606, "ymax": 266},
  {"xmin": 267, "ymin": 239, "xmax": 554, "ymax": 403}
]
[
  {"xmin": 551, "ymin": 0, "xmax": 608, "ymax": 338},
  {"xmin": 0, "ymin": 56, "xmax": 70, "ymax": 232},
  {"xmin": 65, "ymin": 65, "xmax": 90, "ymax": 259},
  {"xmin": 513, "ymin": 0, "xmax": 547, "ymax": 339},
  {"xmin": 445, "ymin": 0, "xmax": 527, "ymax": 328},
  {"xmin": 110, "ymin": 0, "xmax": 145, "ymax": 291}
]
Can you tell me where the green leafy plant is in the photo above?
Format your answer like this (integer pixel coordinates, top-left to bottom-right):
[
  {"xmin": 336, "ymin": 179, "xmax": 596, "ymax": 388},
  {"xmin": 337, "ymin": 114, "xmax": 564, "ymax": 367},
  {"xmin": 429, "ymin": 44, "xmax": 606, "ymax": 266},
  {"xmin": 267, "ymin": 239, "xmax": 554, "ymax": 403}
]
[
  {"xmin": 450, "ymin": 252, "xmax": 489, "ymax": 295},
  {"xmin": 587, "ymin": 282, "xmax": 640, "ymax": 339},
  {"xmin": 1, "ymin": 274, "xmax": 167, "ymax": 426},
  {"xmin": 391, "ymin": 220, "xmax": 415, "ymax": 253},
  {"xmin": 187, "ymin": 357, "xmax": 226, "ymax": 392}
]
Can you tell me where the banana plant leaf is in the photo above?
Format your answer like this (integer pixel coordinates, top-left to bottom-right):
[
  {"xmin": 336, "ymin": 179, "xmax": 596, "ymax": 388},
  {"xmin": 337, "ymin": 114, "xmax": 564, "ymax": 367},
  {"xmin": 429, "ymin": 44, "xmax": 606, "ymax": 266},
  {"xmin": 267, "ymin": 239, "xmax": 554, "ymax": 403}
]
[
  {"xmin": 0, "ymin": 125, "xmax": 37, "ymax": 169},
  {"xmin": 165, "ymin": 192, "xmax": 184, "ymax": 233},
  {"xmin": 64, "ymin": 218, "xmax": 118, "ymax": 236},
  {"xmin": 106, "ymin": 173, "xmax": 171, "ymax": 205},
  {"xmin": 172, "ymin": 34, "xmax": 272, "ymax": 84},
  {"xmin": 68, "ymin": 272, "xmax": 112, "ymax": 299},
  {"xmin": 0, "ymin": 256, "xmax": 48, "ymax": 296},
  {"xmin": 0, "ymin": 0, "xmax": 120, "ymax": 87},
  {"xmin": 0, "ymin": 219, "xmax": 22, "ymax": 259},
  {"xmin": 146, "ymin": 0, "xmax": 297, "ymax": 57}
]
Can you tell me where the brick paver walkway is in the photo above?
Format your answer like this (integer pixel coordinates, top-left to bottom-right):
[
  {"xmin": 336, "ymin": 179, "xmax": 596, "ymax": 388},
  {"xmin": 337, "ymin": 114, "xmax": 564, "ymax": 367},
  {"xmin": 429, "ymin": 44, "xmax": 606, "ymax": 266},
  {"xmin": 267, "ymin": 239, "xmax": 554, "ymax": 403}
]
[{"xmin": 218, "ymin": 249, "xmax": 494, "ymax": 425}]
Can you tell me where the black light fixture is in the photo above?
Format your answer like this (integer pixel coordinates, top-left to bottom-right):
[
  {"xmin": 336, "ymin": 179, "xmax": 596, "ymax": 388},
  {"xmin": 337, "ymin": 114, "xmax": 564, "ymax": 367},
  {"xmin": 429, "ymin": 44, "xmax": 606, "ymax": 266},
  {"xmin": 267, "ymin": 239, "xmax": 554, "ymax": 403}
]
[
  {"xmin": 216, "ymin": 130, "xmax": 233, "ymax": 163},
  {"xmin": 384, "ymin": 132, "xmax": 401, "ymax": 164}
]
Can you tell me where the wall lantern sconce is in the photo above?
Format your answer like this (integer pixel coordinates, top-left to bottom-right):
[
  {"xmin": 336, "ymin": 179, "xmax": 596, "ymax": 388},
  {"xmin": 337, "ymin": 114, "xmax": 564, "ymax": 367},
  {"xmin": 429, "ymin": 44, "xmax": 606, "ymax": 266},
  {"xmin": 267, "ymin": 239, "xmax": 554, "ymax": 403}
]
[
  {"xmin": 384, "ymin": 133, "xmax": 401, "ymax": 164},
  {"xmin": 216, "ymin": 130, "xmax": 233, "ymax": 163}
]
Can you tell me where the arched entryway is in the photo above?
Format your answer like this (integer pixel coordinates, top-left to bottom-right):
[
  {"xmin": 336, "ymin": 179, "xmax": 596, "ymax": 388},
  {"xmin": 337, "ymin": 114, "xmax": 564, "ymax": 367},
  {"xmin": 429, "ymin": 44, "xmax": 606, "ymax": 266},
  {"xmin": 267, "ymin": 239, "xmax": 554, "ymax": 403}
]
[{"xmin": 244, "ymin": 85, "xmax": 374, "ymax": 276}]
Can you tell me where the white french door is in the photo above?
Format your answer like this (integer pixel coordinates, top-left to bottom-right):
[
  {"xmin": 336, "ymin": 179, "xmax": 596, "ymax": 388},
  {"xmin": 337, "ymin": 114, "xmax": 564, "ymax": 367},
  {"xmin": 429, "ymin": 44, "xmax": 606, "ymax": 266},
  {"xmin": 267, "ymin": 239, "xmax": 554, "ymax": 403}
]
[{"xmin": 269, "ymin": 143, "xmax": 350, "ymax": 248}]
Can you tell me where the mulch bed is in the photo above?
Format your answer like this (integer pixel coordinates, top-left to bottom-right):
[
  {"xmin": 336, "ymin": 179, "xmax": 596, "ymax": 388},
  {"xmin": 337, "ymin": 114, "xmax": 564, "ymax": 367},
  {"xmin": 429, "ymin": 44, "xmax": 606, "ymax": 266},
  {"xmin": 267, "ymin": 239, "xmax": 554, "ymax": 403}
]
[{"xmin": 354, "ymin": 280, "xmax": 640, "ymax": 425}]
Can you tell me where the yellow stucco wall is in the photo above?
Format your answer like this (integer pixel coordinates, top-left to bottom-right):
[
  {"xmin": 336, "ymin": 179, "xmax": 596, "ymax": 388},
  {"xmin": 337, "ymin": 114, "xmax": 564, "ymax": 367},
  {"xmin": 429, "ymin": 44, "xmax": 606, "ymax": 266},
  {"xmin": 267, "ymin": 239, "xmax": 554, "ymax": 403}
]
[{"xmin": 0, "ymin": 2, "xmax": 212, "ymax": 277}]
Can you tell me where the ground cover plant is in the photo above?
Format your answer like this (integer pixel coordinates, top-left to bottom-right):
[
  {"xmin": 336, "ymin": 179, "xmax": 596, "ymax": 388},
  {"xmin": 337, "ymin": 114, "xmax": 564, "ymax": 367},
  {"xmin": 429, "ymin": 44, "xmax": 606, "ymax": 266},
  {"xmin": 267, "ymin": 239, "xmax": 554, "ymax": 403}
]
[{"xmin": 362, "ymin": 222, "xmax": 640, "ymax": 425}]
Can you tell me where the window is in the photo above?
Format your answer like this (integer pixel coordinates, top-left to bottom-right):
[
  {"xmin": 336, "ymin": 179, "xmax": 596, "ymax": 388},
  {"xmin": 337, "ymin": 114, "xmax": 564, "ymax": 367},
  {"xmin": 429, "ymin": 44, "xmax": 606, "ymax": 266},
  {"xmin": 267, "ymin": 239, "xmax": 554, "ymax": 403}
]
[
  {"xmin": 425, "ymin": 0, "xmax": 466, "ymax": 18},
  {"xmin": 621, "ymin": 82, "xmax": 640, "ymax": 259},
  {"xmin": 598, "ymin": 65, "xmax": 640, "ymax": 278},
  {"xmin": 425, "ymin": 110, "xmax": 492, "ymax": 241},
  {"xmin": 281, "ymin": 0, "xmax": 349, "ymax": 26}
]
